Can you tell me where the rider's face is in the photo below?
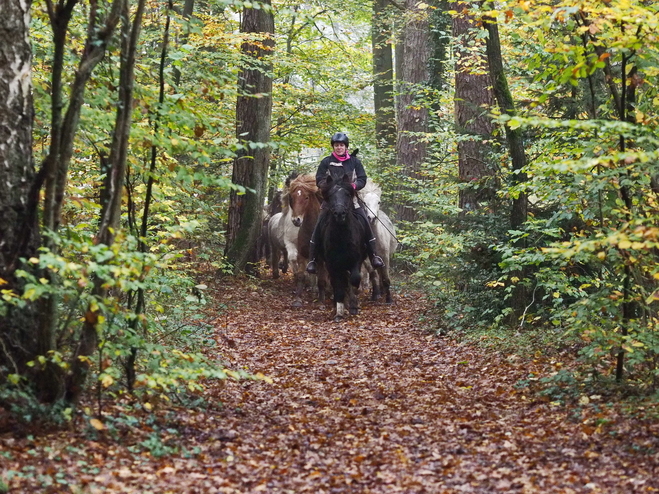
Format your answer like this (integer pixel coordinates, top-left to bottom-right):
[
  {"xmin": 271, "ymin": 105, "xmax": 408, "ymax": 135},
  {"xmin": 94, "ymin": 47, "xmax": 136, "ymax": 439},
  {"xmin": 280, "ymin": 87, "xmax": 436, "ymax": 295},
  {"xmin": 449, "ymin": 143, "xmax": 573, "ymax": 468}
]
[{"xmin": 333, "ymin": 142, "xmax": 347, "ymax": 156}]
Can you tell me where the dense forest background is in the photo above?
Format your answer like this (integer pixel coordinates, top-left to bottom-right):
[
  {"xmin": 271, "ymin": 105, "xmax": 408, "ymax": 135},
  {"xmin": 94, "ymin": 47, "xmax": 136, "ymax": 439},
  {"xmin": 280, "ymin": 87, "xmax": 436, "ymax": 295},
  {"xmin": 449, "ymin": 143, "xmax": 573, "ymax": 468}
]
[{"xmin": 1, "ymin": 0, "xmax": 659, "ymax": 421}]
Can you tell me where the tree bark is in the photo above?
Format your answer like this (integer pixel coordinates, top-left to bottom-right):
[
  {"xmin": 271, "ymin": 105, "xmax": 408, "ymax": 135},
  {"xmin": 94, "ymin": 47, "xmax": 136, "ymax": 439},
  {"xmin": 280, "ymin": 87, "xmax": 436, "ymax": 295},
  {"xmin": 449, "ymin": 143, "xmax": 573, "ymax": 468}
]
[
  {"xmin": 224, "ymin": 3, "xmax": 274, "ymax": 274},
  {"xmin": 452, "ymin": 3, "xmax": 495, "ymax": 212},
  {"xmin": 66, "ymin": 0, "xmax": 146, "ymax": 405},
  {"xmin": 0, "ymin": 0, "xmax": 42, "ymax": 380},
  {"xmin": 394, "ymin": 0, "xmax": 430, "ymax": 222},
  {"xmin": 484, "ymin": 15, "xmax": 529, "ymax": 322},
  {"xmin": 372, "ymin": 0, "xmax": 396, "ymax": 152},
  {"xmin": 484, "ymin": 17, "xmax": 526, "ymax": 228}
]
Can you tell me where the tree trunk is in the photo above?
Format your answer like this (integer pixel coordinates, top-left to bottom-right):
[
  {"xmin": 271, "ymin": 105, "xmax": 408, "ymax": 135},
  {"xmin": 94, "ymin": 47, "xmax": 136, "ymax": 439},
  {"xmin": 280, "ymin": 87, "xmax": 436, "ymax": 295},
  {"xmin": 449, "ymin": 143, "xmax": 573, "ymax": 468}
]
[
  {"xmin": 372, "ymin": 0, "xmax": 396, "ymax": 152},
  {"xmin": 0, "ymin": 0, "xmax": 43, "ymax": 380},
  {"xmin": 66, "ymin": 0, "xmax": 146, "ymax": 405},
  {"xmin": 173, "ymin": 0, "xmax": 195, "ymax": 87},
  {"xmin": 484, "ymin": 16, "xmax": 529, "ymax": 322},
  {"xmin": 224, "ymin": 3, "xmax": 274, "ymax": 274},
  {"xmin": 394, "ymin": 0, "xmax": 430, "ymax": 222},
  {"xmin": 452, "ymin": 3, "xmax": 495, "ymax": 212}
]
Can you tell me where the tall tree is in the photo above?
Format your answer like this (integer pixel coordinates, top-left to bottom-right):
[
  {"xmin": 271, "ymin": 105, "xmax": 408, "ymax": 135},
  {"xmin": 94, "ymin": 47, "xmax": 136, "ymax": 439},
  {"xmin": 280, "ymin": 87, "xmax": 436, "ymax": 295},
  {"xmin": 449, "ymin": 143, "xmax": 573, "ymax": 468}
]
[
  {"xmin": 224, "ymin": 2, "xmax": 275, "ymax": 273},
  {"xmin": 67, "ymin": 0, "xmax": 147, "ymax": 405},
  {"xmin": 372, "ymin": 0, "xmax": 396, "ymax": 153},
  {"xmin": 395, "ymin": 0, "xmax": 431, "ymax": 222},
  {"xmin": 452, "ymin": 2, "xmax": 495, "ymax": 212},
  {"xmin": 483, "ymin": 12, "xmax": 529, "ymax": 321},
  {"xmin": 0, "ymin": 0, "xmax": 40, "ymax": 378},
  {"xmin": 1, "ymin": 0, "xmax": 124, "ymax": 402}
]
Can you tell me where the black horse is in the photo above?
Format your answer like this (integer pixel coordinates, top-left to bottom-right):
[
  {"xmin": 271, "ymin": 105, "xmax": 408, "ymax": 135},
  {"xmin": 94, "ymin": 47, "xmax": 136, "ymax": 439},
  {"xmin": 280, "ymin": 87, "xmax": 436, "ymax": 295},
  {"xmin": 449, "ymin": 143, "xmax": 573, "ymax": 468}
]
[{"xmin": 318, "ymin": 173, "xmax": 368, "ymax": 321}]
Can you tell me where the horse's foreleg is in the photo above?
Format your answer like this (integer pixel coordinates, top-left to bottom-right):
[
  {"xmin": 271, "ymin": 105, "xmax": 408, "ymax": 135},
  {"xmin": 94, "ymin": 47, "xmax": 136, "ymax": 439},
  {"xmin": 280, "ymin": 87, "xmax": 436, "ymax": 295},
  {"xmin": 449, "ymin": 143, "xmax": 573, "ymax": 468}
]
[
  {"xmin": 381, "ymin": 265, "xmax": 393, "ymax": 304},
  {"xmin": 316, "ymin": 264, "xmax": 327, "ymax": 306},
  {"xmin": 293, "ymin": 268, "xmax": 305, "ymax": 307},
  {"xmin": 370, "ymin": 267, "xmax": 382, "ymax": 301},
  {"xmin": 349, "ymin": 266, "xmax": 362, "ymax": 289},
  {"xmin": 287, "ymin": 248, "xmax": 304, "ymax": 307},
  {"xmin": 271, "ymin": 245, "xmax": 280, "ymax": 279},
  {"xmin": 332, "ymin": 275, "xmax": 347, "ymax": 321},
  {"xmin": 348, "ymin": 282, "xmax": 359, "ymax": 316}
]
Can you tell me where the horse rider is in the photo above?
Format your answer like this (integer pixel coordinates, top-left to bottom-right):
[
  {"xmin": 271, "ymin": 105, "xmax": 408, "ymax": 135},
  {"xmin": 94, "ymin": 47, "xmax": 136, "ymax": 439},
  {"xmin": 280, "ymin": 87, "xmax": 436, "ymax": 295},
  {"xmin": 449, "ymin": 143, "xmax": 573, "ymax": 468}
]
[{"xmin": 306, "ymin": 132, "xmax": 385, "ymax": 274}]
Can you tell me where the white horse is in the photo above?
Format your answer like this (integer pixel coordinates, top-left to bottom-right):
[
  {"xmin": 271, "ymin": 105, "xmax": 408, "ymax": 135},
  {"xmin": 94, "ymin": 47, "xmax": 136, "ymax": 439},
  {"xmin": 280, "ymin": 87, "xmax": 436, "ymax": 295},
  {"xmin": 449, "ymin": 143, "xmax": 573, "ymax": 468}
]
[
  {"xmin": 267, "ymin": 211, "xmax": 289, "ymax": 278},
  {"xmin": 359, "ymin": 179, "xmax": 397, "ymax": 303},
  {"xmin": 359, "ymin": 179, "xmax": 382, "ymax": 223},
  {"xmin": 268, "ymin": 188, "xmax": 298, "ymax": 280}
]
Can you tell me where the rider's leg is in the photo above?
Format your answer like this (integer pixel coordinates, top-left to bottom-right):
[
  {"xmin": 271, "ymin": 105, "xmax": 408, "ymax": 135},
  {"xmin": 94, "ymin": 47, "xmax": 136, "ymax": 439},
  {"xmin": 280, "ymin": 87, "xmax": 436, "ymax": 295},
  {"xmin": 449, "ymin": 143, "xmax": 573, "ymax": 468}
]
[
  {"xmin": 356, "ymin": 208, "xmax": 384, "ymax": 268},
  {"xmin": 306, "ymin": 210, "xmax": 327, "ymax": 274}
]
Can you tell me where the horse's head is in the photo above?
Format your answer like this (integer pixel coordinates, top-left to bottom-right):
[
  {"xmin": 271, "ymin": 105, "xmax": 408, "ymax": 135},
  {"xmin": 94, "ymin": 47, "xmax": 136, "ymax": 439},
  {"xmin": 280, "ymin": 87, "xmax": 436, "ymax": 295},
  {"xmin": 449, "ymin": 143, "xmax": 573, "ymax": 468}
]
[
  {"xmin": 361, "ymin": 191, "xmax": 380, "ymax": 223},
  {"xmin": 288, "ymin": 174, "xmax": 319, "ymax": 227},
  {"xmin": 358, "ymin": 179, "xmax": 382, "ymax": 224},
  {"xmin": 323, "ymin": 173, "xmax": 355, "ymax": 225}
]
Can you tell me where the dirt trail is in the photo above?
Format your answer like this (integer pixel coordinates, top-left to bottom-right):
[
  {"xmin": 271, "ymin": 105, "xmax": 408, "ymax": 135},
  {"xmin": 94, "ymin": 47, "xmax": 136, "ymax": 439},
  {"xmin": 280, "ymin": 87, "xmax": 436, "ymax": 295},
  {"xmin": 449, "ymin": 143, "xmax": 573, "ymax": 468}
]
[
  {"xmin": 185, "ymin": 276, "xmax": 658, "ymax": 493},
  {"xmin": 1, "ymin": 275, "xmax": 658, "ymax": 493}
]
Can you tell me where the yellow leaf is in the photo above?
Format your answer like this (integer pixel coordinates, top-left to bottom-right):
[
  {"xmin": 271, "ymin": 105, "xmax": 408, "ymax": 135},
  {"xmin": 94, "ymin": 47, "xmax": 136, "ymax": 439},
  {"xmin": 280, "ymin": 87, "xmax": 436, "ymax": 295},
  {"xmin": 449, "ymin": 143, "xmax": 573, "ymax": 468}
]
[
  {"xmin": 89, "ymin": 418, "xmax": 105, "ymax": 430},
  {"xmin": 618, "ymin": 240, "xmax": 632, "ymax": 249},
  {"xmin": 0, "ymin": 278, "xmax": 7, "ymax": 286},
  {"xmin": 101, "ymin": 374, "xmax": 114, "ymax": 388},
  {"xmin": 255, "ymin": 372, "xmax": 273, "ymax": 384},
  {"xmin": 29, "ymin": 257, "xmax": 40, "ymax": 264},
  {"xmin": 144, "ymin": 402, "xmax": 153, "ymax": 411}
]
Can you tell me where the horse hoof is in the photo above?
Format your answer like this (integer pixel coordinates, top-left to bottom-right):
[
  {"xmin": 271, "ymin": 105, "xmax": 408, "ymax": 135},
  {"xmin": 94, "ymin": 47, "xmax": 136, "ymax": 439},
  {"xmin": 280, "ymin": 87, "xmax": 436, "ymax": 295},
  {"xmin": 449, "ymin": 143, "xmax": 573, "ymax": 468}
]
[
  {"xmin": 349, "ymin": 308, "xmax": 359, "ymax": 315},
  {"xmin": 333, "ymin": 316, "xmax": 344, "ymax": 322},
  {"xmin": 292, "ymin": 300, "xmax": 303, "ymax": 308}
]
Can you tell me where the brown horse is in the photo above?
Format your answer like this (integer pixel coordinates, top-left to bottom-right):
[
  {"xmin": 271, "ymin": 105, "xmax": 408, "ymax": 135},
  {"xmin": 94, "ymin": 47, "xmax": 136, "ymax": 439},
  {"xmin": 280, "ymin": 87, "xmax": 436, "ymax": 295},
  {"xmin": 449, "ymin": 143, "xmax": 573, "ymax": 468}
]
[{"xmin": 286, "ymin": 174, "xmax": 326, "ymax": 306}]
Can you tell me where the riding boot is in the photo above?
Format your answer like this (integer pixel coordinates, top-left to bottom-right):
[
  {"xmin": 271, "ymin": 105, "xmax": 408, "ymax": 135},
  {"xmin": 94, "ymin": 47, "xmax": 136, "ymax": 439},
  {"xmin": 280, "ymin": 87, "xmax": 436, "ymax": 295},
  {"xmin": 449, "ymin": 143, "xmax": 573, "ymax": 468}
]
[
  {"xmin": 306, "ymin": 240, "xmax": 318, "ymax": 274},
  {"xmin": 358, "ymin": 210, "xmax": 384, "ymax": 268},
  {"xmin": 367, "ymin": 238, "xmax": 385, "ymax": 269},
  {"xmin": 306, "ymin": 213, "xmax": 324, "ymax": 274}
]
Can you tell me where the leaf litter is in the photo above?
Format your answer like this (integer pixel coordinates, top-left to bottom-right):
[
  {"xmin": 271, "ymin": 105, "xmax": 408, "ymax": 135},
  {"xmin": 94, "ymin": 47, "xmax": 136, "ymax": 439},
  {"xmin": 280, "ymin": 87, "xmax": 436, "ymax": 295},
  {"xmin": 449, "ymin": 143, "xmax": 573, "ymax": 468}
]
[{"xmin": 1, "ymin": 274, "xmax": 659, "ymax": 493}]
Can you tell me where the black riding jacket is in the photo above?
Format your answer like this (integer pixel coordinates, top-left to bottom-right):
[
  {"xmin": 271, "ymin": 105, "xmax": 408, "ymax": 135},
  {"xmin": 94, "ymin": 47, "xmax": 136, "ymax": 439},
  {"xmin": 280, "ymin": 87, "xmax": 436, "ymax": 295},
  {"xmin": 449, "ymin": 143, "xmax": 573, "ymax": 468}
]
[{"xmin": 315, "ymin": 153, "xmax": 367, "ymax": 191}]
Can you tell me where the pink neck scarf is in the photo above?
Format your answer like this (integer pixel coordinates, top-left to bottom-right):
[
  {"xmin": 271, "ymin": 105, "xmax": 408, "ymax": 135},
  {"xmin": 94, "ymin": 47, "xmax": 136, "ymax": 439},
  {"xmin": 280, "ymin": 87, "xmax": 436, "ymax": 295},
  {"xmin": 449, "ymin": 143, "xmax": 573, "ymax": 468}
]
[{"xmin": 332, "ymin": 151, "xmax": 350, "ymax": 162}]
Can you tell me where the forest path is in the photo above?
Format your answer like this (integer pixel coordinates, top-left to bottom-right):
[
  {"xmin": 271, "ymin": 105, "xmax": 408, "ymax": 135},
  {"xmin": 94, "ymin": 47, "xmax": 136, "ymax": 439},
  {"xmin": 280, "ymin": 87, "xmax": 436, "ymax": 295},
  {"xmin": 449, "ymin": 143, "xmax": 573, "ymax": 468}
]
[
  {"xmin": 185, "ymin": 275, "xmax": 657, "ymax": 493},
  {"xmin": 2, "ymin": 275, "xmax": 658, "ymax": 493}
]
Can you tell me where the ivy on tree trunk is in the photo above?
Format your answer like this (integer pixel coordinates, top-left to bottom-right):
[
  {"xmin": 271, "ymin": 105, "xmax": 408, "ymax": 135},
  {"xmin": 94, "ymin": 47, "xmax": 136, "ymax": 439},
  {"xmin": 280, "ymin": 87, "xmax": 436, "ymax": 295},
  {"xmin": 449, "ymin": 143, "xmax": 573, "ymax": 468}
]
[{"xmin": 224, "ymin": 3, "xmax": 274, "ymax": 274}]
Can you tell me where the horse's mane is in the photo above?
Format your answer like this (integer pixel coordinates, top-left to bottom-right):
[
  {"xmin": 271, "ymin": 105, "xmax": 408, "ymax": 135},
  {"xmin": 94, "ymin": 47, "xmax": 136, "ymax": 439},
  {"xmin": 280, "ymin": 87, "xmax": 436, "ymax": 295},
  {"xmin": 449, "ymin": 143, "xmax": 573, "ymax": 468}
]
[
  {"xmin": 359, "ymin": 178, "xmax": 381, "ymax": 198},
  {"xmin": 278, "ymin": 171, "xmax": 300, "ymax": 212},
  {"xmin": 320, "ymin": 174, "xmax": 356, "ymax": 202},
  {"xmin": 289, "ymin": 173, "xmax": 318, "ymax": 194}
]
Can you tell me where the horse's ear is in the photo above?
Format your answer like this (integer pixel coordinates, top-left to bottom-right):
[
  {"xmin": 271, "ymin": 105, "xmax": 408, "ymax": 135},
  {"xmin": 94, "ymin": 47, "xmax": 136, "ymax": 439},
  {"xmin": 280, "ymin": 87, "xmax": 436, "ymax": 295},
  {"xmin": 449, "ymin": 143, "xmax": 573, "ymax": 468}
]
[{"xmin": 342, "ymin": 173, "xmax": 352, "ymax": 185}]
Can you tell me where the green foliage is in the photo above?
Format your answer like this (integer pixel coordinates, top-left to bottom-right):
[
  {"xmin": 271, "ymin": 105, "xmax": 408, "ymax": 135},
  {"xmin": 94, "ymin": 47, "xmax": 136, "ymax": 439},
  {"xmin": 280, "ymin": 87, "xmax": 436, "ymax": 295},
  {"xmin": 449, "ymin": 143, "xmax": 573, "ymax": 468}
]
[
  {"xmin": 388, "ymin": 0, "xmax": 659, "ymax": 397},
  {"xmin": 0, "ymin": 227, "xmax": 258, "ymax": 421},
  {"xmin": 488, "ymin": 0, "xmax": 659, "ymax": 391}
]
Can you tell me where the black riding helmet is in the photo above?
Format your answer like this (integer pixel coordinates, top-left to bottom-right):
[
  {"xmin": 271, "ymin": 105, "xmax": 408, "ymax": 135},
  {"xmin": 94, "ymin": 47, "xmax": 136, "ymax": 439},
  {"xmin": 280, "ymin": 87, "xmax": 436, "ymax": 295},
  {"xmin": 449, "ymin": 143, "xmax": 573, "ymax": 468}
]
[{"xmin": 330, "ymin": 132, "xmax": 349, "ymax": 148}]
